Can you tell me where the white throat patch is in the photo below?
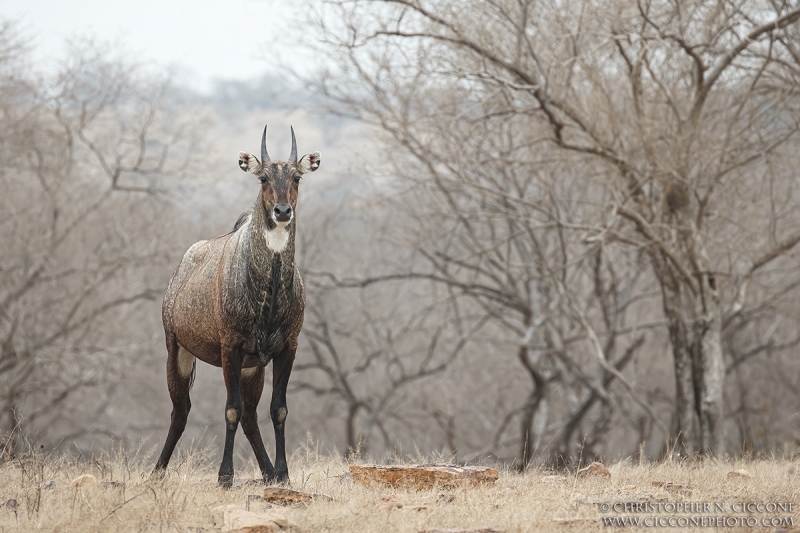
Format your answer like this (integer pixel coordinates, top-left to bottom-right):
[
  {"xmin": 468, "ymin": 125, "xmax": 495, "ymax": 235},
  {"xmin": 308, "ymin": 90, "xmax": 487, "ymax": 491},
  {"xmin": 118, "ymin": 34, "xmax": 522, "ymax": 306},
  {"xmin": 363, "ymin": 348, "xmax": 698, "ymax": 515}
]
[{"xmin": 264, "ymin": 224, "xmax": 290, "ymax": 253}]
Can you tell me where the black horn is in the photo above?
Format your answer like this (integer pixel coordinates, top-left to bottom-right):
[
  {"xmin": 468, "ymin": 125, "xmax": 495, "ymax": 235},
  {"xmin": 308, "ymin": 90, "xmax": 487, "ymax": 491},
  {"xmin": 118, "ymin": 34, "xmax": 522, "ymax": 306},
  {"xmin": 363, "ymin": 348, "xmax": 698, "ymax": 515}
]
[
  {"xmin": 261, "ymin": 125, "xmax": 270, "ymax": 164},
  {"xmin": 288, "ymin": 126, "xmax": 297, "ymax": 165}
]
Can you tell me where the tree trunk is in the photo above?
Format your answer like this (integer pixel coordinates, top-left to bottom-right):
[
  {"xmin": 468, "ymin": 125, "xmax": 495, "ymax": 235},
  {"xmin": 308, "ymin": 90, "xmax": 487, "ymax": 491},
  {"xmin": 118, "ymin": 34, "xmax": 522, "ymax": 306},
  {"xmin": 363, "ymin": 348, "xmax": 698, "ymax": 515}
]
[
  {"xmin": 346, "ymin": 403, "xmax": 364, "ymax": 455},
  {"xmin": 652, "ymin": 250, "xmax": 725, "ymax": 457},
  {"xmin": 517, "ymin": 337, "xmax": 548, "ymax": 469},
  {"xmin": 653, "ymin": 253, "xmax": 699, "ymax": 456},
  {"xmin": 697, "ymin": 285, "xmax": 725, "ymax": 456},
  {"xmin": 519, "ymin": 387, "xmax": 548, "ymax": 469}
]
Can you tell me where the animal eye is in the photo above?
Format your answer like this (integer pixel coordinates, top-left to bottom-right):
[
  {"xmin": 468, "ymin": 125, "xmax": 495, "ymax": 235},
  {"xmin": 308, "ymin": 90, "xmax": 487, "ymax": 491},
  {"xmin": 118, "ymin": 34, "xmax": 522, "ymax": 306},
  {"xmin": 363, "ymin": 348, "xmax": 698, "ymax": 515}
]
[
  {"xmin": 293, "ymin": 176, "xmax": 302, "ymax": 183},
  {"xmin": 259, "ymin": 176, "xmax": 267, "ymax": 183}
]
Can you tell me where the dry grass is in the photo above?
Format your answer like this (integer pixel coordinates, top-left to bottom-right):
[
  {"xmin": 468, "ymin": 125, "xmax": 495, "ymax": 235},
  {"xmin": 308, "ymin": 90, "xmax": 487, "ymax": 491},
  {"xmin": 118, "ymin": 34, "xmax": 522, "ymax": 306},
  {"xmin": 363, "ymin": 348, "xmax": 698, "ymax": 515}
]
[{"xmin": 0, "ymin": 446, "xmax": 798, "ymax": 532}]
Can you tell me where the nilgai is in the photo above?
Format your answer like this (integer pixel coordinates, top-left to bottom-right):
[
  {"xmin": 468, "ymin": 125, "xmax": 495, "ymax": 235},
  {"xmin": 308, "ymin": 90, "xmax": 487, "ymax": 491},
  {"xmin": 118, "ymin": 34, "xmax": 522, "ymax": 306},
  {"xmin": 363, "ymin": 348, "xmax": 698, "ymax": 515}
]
[{"xmin": 153, "ymin": 126, "xmax": 320, "ymax": 486}]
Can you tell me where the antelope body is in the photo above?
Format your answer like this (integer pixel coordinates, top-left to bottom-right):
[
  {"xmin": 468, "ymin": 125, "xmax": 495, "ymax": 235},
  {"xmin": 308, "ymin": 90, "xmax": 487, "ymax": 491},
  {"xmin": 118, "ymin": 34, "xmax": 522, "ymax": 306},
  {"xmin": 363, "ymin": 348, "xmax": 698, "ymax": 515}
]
[{"xmin": 153, "ymin": 126, "xmax": 320, "ymax": 486}]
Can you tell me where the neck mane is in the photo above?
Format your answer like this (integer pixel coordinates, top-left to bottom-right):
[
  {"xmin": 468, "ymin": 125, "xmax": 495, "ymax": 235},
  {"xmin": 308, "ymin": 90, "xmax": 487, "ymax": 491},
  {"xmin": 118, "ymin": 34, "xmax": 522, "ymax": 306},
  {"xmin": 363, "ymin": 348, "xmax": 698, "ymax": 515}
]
[
  {"xmin": 248, "ymin": 197, "xmax": 297, "ymax": 266},
  {"xmin": 236, "ymin": 196, "xmax": 298, "ymax": 344}
]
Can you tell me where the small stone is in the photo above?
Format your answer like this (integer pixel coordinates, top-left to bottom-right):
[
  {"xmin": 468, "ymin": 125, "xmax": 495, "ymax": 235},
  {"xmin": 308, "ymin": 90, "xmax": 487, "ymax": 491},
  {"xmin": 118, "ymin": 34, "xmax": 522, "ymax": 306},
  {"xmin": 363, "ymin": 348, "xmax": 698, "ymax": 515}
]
[
  {"xmin": 5, "ymin": 498, "xmax": 18, "ymax": 511},
  {"xmin": 577, "ymin": 462, "xmax": 611, "ymax": 478},
  {"xmin": 71, "ymin": 474, "xmax": 98, "ymax": 487},
  {"xmin": 727, "ymin": 469, "xmax": 752, "ymax": 479}
]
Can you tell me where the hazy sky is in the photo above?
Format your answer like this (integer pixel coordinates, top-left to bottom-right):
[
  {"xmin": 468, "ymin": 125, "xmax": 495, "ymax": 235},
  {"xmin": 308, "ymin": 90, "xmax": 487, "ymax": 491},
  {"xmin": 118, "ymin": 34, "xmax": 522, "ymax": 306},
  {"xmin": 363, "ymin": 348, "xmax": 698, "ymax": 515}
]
[{"xmin": 4, "ymin": 0, "xmax": 305, "ymax": 92}]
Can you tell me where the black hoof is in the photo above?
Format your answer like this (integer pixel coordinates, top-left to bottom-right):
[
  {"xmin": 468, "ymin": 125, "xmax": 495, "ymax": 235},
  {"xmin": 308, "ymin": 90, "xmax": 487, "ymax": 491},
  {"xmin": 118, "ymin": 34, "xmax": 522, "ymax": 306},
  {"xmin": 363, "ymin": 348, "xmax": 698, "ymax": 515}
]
[
  {"xmin": 218, "ymin": 472, "xmax": 234, "ymax": 489},
  {"xmin": 267, "ymin": 473, "xmax": 290, "ymax": 485}
]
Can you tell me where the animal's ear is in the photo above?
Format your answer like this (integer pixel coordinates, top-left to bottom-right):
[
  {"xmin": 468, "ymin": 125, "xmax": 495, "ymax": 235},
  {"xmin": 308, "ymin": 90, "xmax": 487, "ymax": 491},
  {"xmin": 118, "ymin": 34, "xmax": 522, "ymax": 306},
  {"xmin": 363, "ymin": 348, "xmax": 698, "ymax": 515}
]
[
  {"xmin": 296, "ymin": 152, "xmax": 321, "ymax": 175},
  {"xmin": 238, "ymin": 152, "xmax": 263, "ymax": 175}
]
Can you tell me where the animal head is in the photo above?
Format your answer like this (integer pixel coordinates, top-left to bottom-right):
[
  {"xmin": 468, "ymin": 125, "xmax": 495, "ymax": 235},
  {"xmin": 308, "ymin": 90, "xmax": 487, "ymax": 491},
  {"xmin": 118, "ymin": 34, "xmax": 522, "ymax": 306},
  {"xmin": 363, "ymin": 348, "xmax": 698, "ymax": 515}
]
[{"xmin": 238, "ymin": 126, "xmax": 321, "ymax": 228}]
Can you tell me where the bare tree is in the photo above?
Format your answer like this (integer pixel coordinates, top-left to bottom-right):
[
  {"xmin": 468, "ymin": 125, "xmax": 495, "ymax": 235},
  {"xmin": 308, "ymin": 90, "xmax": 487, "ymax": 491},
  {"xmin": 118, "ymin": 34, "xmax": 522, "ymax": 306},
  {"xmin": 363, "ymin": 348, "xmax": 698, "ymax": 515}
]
[
  {"xmin": 306, "ymin": 0, "xmax": 800, "ymax": 461},
  {"xmin": 296, "ymin": 77, "xmax": 666, "ymax": 465},
  {"xmin": 0, "ymin": 28, "xmax": 199, "ymax": 452},
  {"xmin": 293, "ymin": 278, "xmax": 485, "ymax": 456}
]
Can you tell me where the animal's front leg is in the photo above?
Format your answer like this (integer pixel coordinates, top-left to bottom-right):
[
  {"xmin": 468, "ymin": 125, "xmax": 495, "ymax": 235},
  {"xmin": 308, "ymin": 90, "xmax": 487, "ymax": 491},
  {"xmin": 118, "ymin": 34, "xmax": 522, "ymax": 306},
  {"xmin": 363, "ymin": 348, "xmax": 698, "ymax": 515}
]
[
  {"xmin": 270, "ymin": 345, "xmax": 296, "ymax": 483},
  {"xmin": 240, "ymin": 366, "xmax": 276, "ymax": 482},
  {"xmin": 218, "ymin": 345, "xmax": 243, "ymax": 488}
]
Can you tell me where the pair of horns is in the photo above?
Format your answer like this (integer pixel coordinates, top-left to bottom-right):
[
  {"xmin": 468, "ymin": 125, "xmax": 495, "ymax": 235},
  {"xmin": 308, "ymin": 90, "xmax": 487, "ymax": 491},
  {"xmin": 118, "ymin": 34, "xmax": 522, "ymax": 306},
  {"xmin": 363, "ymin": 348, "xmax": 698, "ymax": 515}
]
[{"xmin": 261, "ymin": 125, "xmax": 297, "ymax": 165}]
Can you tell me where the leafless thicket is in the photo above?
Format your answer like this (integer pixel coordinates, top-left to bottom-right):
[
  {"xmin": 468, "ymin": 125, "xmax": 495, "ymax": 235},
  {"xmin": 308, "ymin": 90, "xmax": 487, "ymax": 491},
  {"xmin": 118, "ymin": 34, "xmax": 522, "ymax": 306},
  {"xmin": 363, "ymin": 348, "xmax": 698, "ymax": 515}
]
[
  {"xmin": 303, "ymin": 0, "xmax": 800, "ymax": 465},
  {"xmin": 3, "ymin": 0, "xmax": 800, "ymax": 469},
  {"xmin": 0, "ymin": 25, "xmax": 202, "ymax": 453}
]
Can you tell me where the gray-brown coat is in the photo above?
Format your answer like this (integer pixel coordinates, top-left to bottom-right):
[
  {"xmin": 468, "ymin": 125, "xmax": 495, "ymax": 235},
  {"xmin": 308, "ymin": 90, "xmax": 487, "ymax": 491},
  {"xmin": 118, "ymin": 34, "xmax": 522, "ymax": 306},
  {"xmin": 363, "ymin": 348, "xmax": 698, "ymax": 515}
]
[{"xmin": 153, "ymin": 126, "xmax": 320, "ymax": 486}]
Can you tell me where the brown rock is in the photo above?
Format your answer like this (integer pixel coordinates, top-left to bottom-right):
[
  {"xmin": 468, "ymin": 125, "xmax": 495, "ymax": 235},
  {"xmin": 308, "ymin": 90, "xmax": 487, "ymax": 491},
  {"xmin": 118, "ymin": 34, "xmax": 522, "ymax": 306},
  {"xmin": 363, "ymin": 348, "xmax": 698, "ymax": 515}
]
[
  {"xmin": 577, "ymin": 462, "xmax": 611, "ymax": 478},
  {"xmin": 350, "ymin": 464, "xmax": 499, "ymax": 489},
  {"xmin": 221, "ymin": 509, "xmax": 295, "ymax": 532},
  {"xmin": 263, "ymin": 487, "xmax": 312, "ymax": 505},
  {"xmin": 70, "ymin": 474, "xmax": 98, "ymax": 487},
  {"xmin": 727, "ymin": 469, "xmax": 752, "ymax": 479}
]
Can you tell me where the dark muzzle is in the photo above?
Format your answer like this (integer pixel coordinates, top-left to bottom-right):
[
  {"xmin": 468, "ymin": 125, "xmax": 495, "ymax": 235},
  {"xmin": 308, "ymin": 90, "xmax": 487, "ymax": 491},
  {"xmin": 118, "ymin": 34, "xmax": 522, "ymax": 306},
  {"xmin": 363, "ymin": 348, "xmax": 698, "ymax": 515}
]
[{"xmin": 273, "ymin": 204, "xmax": 293, "ymax": 222}]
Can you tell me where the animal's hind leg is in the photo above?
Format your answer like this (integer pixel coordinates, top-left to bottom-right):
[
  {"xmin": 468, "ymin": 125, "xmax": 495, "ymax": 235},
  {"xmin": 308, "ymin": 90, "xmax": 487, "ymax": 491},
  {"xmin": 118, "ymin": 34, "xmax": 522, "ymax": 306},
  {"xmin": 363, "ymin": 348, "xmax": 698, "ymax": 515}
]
[
  {"xmin": 240, "ymin": 366, "xmax": 275, "ymax": 482},
  {"xmin": 218, "ymin": 344, "xmax": 243, "ymax": 488},
  {"xmin": 153, "ymin": 337, "xmax": 195, "ymax": 474}
]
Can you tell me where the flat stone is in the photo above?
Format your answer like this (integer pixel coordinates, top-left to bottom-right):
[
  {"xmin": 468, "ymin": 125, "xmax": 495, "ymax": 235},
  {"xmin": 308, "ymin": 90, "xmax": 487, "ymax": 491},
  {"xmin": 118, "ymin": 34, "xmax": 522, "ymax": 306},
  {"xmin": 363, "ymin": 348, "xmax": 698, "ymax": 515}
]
[
  {"xmin": 262, "ymin": 487, "xmax": 332, "ymax": 505},
  {"xmin": 350, "ymin": 464, "xmax": 499, "ymax": 489},
  {"xmin": 263, "ymin": 487, "xmax": 311, "ymax": 505}
]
